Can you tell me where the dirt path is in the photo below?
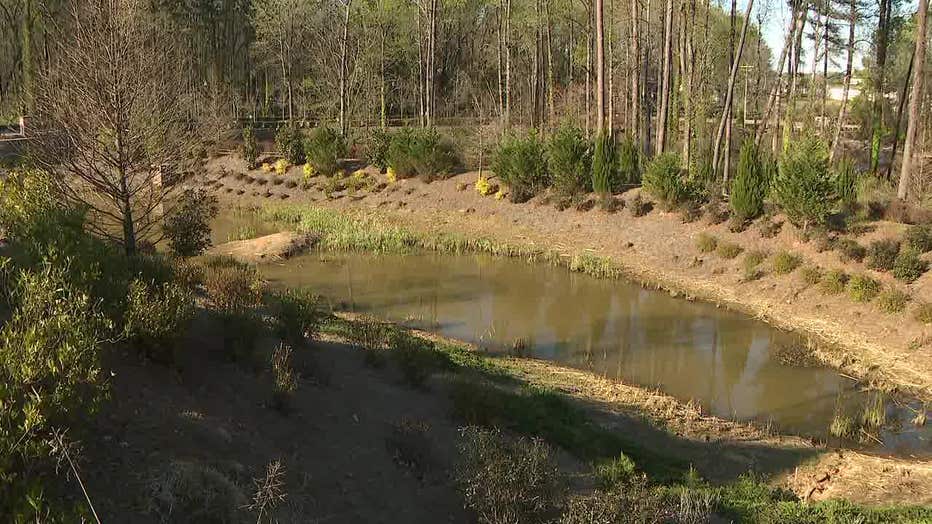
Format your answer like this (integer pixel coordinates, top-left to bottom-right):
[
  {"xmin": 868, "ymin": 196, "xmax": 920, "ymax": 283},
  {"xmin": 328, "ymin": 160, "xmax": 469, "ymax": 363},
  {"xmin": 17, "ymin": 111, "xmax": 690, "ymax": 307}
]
[{"xmin": 201, "ymin": 155, "xmax": 932, "ymax": 401}]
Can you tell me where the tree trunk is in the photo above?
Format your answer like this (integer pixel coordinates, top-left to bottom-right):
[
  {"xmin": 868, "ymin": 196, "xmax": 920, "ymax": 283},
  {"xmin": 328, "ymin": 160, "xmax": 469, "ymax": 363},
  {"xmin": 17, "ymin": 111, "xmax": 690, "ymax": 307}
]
[
  {"xmin": 722, "ymin": 0, "xmax": 736, "ymax": 183},
  {"xmin": 887, "ymin": 49, "xmax": 916, "ymax": 181},
  {"xmin": 655, "ymin": 0, "xmax": 673, "ymax": 153},
  {"xmin": 681, "ymin": 0, "xmax": 696, "ymax": 166},
  {"xmin": 781, "ymin": 3, "xmax": 807, "ymax": 149},
  {"xmin": 608, "ymin": 0, "xmax": 615, "ymax": 132},
  {"xmin": 871, "ymin": 0, "xmax": 892, "ymax": 174},
  {"xmin": 897, "ymin": 0, "xmax": 928, "ymax": 200},
  {"xmin": 754, "ymin": 0, "xmax": 798, "ymax": 145},
  {"xmin": 546, "ymin": 1, "xmax": 555, "ymax": 129},
  {"xmin": 629, "ymin": 0, "xmax": 641, "ymax": 141},
  {"xmin": 504, "ymin": 0, "xmax": 512, "ymax": 130},
  {"xmin": 595, "ymin": 0, "xmax": 606, "ymax": 132},
  {"xmin": 830, "ymin": 0, "xmax": 856, "ymax": 162},
  {"xmin": 339, "ymin": 0, "xmax": 351, "ymax": 135},
  {"xmin": 711, "ymin": 0, "xmax": 755, "ymax": 178}
]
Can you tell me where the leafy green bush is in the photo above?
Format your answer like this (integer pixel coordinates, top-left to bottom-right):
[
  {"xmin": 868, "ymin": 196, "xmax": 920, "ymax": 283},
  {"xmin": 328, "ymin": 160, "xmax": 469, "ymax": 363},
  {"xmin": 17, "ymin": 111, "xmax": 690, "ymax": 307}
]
[
  {"xmin": 773, "ymin": 136, "xmax": 834, "ymax": 228},
  {"xmin": 834, "ymin": 158, "xmax": 858, "ymax": 211},
  {"xmin": 303, "ymin": 126, "xmax": 346, "ymax": 177},
  {"xmin": 387, "ymin": 128, "xmax": 457, "ymax": 182},
  {"xmin": 847, "ymin": 274, "xmax": 881, "ymax": 302},
  {"xmin": 892, "ymin": 248, "xmax": 928, "ymax": 283},
  {"xmin": 772, "ymin": 251, "xmax": 803, "ymax": 275},
  {"xmin": 365, "ymin": 128, "xmax": 392, "ymax": 171},
  {"xmin": 696, "ymin": 233, "xmax": 718, "ymax": 253},
  {"xmin": 270, "ymin": 288, "xmax": 322, "ymax": 346},
  {"xmin": 643, "ymin": 152, "xmax": 693, "ymax": 208},
  {"xmin": 0, "ymin": 263, "xmax": 109, "ymax": 511},
  {"xmin": 877, "ymin": 289, "xmax": 909, "ymax": 314},
  {"xmin": 456, "ymin": 426, "xmax": 562, "ymax": 524},
  {"xmin": 906, "ymin": 225, "xmax": 932, "ymax": 253},
  {"xmin": 731, "ymin": 141, "xmax": 769, "ymax": 221},
  {"xmin": 820, "ymin": 270, "xmax": 849, "ymax": 294},
  {"xmin": 866, "ymin": 239, "xmax": 900, "ymax": 271},
  {"xmin": 493, "ymin": 132, "xmax": 550, "ymax": 203},
  {"xmin": 164, "ymin": 188, "xmax": 219, "ymax": 258},
  {"xmin": 124, "ymin": 279, "xmax": 196, "ymax": 363},
  {"xmin": 591, "ymin": 132, "xmax": 617, "ymax": 195},
  {"xmin": 548, "ymin": 126, "xmax": 591, "ymax": 196},
  {"xmin": 275, "ymin": 124, "xmax": 304, "ymax": 164},
  {"xmin": 716, "ymin": 241, "xmax": 743, "ymax": 259},
  {"xmin": 241, "ymin": 125, "xmax": 259, "ymax": 169},
  {"xmin": 616, "ymin": 136, "xmax": 641, "ymax": 186}
]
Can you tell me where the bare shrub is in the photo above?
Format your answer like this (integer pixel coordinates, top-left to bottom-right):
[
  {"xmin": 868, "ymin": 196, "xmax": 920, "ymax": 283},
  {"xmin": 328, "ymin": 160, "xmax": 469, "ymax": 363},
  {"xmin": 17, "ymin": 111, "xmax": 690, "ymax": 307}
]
[
  {"xmin": 247, "ymin": 460, "xmax": 287, "ymax": 523},
  {"xmin": 146, "ymin": 461, "xmax": 245, "ymax": 523}
]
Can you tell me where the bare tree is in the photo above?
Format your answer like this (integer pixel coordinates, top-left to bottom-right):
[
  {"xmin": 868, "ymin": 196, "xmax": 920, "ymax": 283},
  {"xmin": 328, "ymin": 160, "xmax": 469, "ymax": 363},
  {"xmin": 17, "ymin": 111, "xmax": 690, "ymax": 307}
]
[
  {"xmin": 32, "ymin": 0, "xmax": 195, "ymax": 256},
  {"xmin": 897, "ymin": 0, "xmax": 928, "ymax": 200}
]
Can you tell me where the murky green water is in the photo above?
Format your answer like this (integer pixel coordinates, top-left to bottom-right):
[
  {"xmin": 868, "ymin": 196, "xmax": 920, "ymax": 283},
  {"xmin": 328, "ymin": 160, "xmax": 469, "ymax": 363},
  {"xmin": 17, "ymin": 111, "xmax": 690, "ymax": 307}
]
[{"xmin": 253, "ymin": 249, "xmax": 929, "ymax": 456}]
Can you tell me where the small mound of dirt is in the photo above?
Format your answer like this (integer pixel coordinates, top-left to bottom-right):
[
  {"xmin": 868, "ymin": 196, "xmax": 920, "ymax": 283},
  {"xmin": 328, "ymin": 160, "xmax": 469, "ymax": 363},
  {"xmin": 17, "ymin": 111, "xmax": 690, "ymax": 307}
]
[{"xmin": 208, "ymin": 231, "xmax": 318, "ymax": 264}]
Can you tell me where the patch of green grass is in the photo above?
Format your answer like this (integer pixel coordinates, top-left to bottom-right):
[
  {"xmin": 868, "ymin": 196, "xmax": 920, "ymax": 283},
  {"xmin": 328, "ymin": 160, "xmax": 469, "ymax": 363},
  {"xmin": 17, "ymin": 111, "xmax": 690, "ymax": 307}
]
[
  {"xmin": 846, "ymin": 274, "xmax": 881, "ymax": 303},
  {"xmin": 715, "ymin": 241, "xmax": 743, "ymax": 260},
  {"xmin": 820, "ymin": 270, "xmax": 848, "ymax": 295},
  {"xmin": 877, "ymin": 289, "xmax": 909, "ymax": 314},
  {"xmin": 772, "ymin": 251, "xmax": 803, "ymax": 275},
  {"xmin": 696, "ymin": 233, "xmax": 718, "ymax": 253},
  {"xmin": 861, "ymin": 393, "xmax": 886, "ymax": 429},
  {"xmin": 227, "ymin": 224, "xmax": 259, "ymax": 242}
]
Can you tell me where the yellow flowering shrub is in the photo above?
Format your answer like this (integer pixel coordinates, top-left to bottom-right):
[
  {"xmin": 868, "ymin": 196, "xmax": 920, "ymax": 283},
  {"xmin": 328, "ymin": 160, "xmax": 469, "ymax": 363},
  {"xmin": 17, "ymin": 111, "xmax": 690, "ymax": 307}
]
[
  {"xmin": 386, "ymin": 166, "xmax": 397, "ymax": 183},
  {"xmin": 495, "ymin": 187, "xmax": 506, "ymax": 200},
  {"xmin": 274, "ymin": 159, "xmax": 289, "ymax": 176},
  {"xmin": 475, "ymin": 174, "xmax": 494, "ymax": 196},
  {"xmin": 261, "ymin": 162, "xmax": 273, "ymax": 173}
]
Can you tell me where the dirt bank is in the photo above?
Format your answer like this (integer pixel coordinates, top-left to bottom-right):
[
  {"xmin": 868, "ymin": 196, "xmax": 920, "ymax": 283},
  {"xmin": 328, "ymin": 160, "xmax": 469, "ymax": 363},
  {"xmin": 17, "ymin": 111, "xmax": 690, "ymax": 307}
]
[
  {"xmin": 207, "ymin": 231, "xmax": 317, "ymax": 264},
  {"xmin": 200, "ymin": 155, "xmax": 932, "ymax": 402}
]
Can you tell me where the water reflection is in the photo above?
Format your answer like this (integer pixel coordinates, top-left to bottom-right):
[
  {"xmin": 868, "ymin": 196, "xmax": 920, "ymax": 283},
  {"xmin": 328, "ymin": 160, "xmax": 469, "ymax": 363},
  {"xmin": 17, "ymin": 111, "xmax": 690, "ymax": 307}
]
[{"xmin": 259, "ymin": 250, "xmax": 930, "ymax": 455}]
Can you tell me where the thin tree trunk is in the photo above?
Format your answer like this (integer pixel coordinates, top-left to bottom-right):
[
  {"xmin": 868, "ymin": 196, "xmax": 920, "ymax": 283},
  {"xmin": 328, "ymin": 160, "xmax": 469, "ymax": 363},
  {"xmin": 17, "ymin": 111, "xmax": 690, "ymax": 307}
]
[
  {"xmin": 754, "ymin": 0, "xmax": 798, "ymax": 144},
  {"xmin": 711, "ymin": 0, "xmax": 755, "ymax": 177},
  {"xmin": 629, "ymin": 0, "xmax": 640, "ymax": 140},
  {"xmin": 682, "ymin": 0, "xmax": 695, "ymax": 166},
  {"xmin": 871, "ymin": 0, "xmax": 892, "ymax": 174},
  {"xmin": 546, "ymin": 1, "xmax": 555, "ymax": 129},
  {"xmin": 497, "ymin": 0, "xmax": 505, "ymax": 128},
  {"xmin": 608, "ymin": 0, "xmax": 615, "ymax": 132},
  {"xmin": 339, "ymin": 0, "xmax": 351, "ymax": 135},
  {"xmin": 830, "ymin": 0, "xmax": 856, "ymax": 162},
  {"xmin": 780, "ymin": 3, "xmax": 807, "ymax": 148},
  {"xmin": 595, "ymin": 0, "xmax": 606, "ymax": 132},
  {"xmin": 655, "ymin": 0, "xmax": 673, "ymax": 153},
  {"xmin": 887, "ymin": 49, "xmax": 916, "ymax": 180},
  {"xmin": 505, "ymin": 0, "xmax": 512, "ymax": 130},
  {"xmin": 897, "ymin": 0, "xmax": 928, "ymax": 200},
  {"xmin": 722, "ymin": 0, "xmax": 736, "ymax": 184}
]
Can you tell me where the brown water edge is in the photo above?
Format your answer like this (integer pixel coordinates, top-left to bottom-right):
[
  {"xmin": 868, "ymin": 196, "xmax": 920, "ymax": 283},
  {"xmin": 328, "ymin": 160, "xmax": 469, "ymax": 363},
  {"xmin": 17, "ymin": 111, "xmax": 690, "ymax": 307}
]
[{"xmin": 252, "ymin": 248, "xmax": 930, "ymax": 458}]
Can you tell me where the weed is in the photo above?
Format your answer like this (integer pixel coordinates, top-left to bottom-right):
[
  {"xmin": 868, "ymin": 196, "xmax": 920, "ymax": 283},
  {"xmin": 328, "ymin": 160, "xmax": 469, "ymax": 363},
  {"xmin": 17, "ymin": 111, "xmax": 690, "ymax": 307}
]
[
  {"xmin": 386, "ymin": 418, "xmax": 433, "ymax": 475},
  {"xmin": 629, "ymin": 194, "xmax": 653, "ymax": 217},
  {"xmin": 800, "ymin": 266, "xmax": 823, "ymax": 286},
  {"xmin": 389, "ymin": 329, "xmax": 453, "ymax": 388},
  {"xmin": 772, "ymin": 251, "xmax": 802, "ymax": 275},
  {"xmin": 456, "ymin": 427, "xmax": 562, "ymax": 524},
  {"xmin": 877, "ymin": 289, "xmax": 909, "ymax": 314},
  {"xmin": 594, "ymin": 453, "xmax": 637, "ymax": 490},
  {"xmin": 228, "ymin": 224, "xmax": 259, "ymax": 242},
  {"xmin": 914, "ymin": 303, "xmax": 932, "ymax": 324},
  {"xmin": 905, "ymin": 224, "xmax": 932, "ymax": 253},
  {"xmin": 146, "ymin": 461, "xmax": 245, "ymax": 523},
  {"xmin": 756, "ymin": 216, "xmax": 782, "ymax": 238},
  {"xmin": 716, "ymin": 242, "xmax": 743, "ymax": 260},
  {"xmin": 866, "ymin": 239, "xmax": 901, "ymax": 271},
  {"xmin": 695, "ymin": 233, "xmax": 718, "ymax": 253},
  {"xmin": 820, "ymin": 270, "xmax": 849, "ymax": 294},
  {"xmin": 270, "ymin": 289, "xmax": 322, "ymax": 346},
  {"xmin": 847, "ymin": 274, "xmax": 881, "ymax": 302},
  {"xmin": 829, "ymin": 402, "xmax": 857, "ymax": 439},
  {"xmin": 861, "ymin": 393, "xmax": 886, "ymax": 429},
  {"xmin": 271, "ymin": 342, "xmax": 297, "ymax": 412},
  {"xmin": 247, "ymin": 461, "xmax": 287, "ymax": 523}
]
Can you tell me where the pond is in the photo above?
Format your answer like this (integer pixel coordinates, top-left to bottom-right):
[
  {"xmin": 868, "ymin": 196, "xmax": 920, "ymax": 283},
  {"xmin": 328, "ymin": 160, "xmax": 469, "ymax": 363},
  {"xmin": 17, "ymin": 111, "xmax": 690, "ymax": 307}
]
[{"xmin": 251, "ymin": 248, "xmax": 930, "ymax": 457}]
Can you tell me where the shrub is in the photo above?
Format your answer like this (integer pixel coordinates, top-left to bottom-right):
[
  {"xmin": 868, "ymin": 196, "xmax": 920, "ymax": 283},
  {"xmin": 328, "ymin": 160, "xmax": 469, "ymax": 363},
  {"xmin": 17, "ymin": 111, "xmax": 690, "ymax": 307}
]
[
  {"xmin": 559, "ymin": 477, "xmax": 683, "ymax": 524},
  {"xmin": 124, "ymin": 279, "xmax": 196, "ymax": 363},
  {"xmin": 820, "ymin": 270, "xmax": 848, "ymax": 294},
  {"xmin": 274, "ymin": 158, "xmax": 289, "ymax": 176},
  {"xmin": 642, "ymin": 152, "xmax": 693, "ymax": 208},
  {"xmin": 275, "ymin": 124, "xmax": 304, "ymax": 165},
  {"xmin": 800, "ymin": 266, "xmax": 823, "ymax": 286},
  {"xmin": 365, "ymin": 128, "xmax": 392, "ymax": 171},
  {"xmin": 616, "ymin": 135, "xmax": 641, "ymax": 185},
  {"xmin": 836, "ymin": 239, "xmax": 867, "ymax": 263},
  {"xmin": 387, "ymin": 128, "xmax": 457, "ymax": 182},
  {"xmin": 595, "ymin": 453, "xmax": 637, "ymax": 490},
  {"xmin": 389, "ymin": 329, "xmax": 453, "ymax": 388},
  {"xmin": 716, "ymin": 241, "xmax": 743, "ymax": 259},
  {"xmin": 834, "ymin": 158, "xmax": 858, "ymax": 210},
  {"xmin": 270, "ymin": 288, "xmax": 321, "ymax": 346},
  {"xmin": 866, "ymin": 239, "xmax": 900, "ymax": 271},
  {"xmin": 773, "ymin": 135, "xmax": 834, "ymax": 229},
  {"xmin": 744, "ymin": 249, "xmax": 768, "ymax": 268},
  {"xmin": 146, "ymin": 461, "xmax": 245, "ymax": 523},
  {"xmin": 304, "ymin": 126, "xmax": 346, "ymax": 177},
  {"xmin": 906, "ymin": 225, "xmax": 932, "ymax": 253},
  {"xmin": 204, "ymin": 263, "xmax": 263, "ymax": 313},
  {"xmin": 892, "ymin": 248, "xmax": 928, "ymax": 283},
  {"xmin": 629, "ymin": 194, "xmax": 653, "ymax": 216},
  {"xmin": 456, "ymin": 427, "xmax": 562, "ymax": 524},
  {"xmin": 164, "ymin": 188, "xmax": 219, "ymax": 258},
  {"xmin": 591, "ymin": 132, "xmax": 617, "ymax": 195},
  {"xmin": 731, "ymin": 141, "xmax": 768, "ymax": 221},
  {"xmin": 696, "ymin": 234, "xmax": 718, "ymax": 253},
  {"xmin": 772, "ymin": 251, "xmax": 803, "ymax": 275},
  {"xmin": 914, "ymin": 303, "xmax": 932, "ymax": 324},
  {"xmin": 548, "ymin": 126, "xmax": 592, "ymax": 196},
  {"xmin": 847, "ymin": 274, "xmax": 881, "ymax": 302},
  {"xmin": 877, "ymin": 289, "xmax": 909, "ymax": 313},
  {"xmin": 241, "ymin": 125, "xmax": 259, "ymax": 169},
  {"xmin": 271, "ymin": 342, "xmax": 297, "ymax": 412},
  {"xmin": 493, "ymin": 132, "xmax": 550, "ymax": 203}
]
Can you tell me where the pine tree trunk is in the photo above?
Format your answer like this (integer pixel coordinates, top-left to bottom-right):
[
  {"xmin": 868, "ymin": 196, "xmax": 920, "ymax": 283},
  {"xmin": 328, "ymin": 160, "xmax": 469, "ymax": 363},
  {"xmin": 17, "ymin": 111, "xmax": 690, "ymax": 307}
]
[
  {"xmin": 897, "ymin": 0, "xmax": 928, "ymax": 200},
  {"xmin": 830, "ymin": 0, "xmax": 856, "ymax": 162},
  {"xmin": 595, "ymin": 0, "xmax": 606, "ymax": 132},
  {"xmin": 711, "ymin": 0, "xmax": 755, "ymax": 177},
  {"xmin": 871, "ymin": 0, "xmax": 892, "ymax": 174},
  {"xmin": 629, "ymin": 0, "xmax": 641, "ymax": 141},
  {"xmin": 655, "ymin": 0, "xmax": 673, "ymax": 153},
  {"xmin": 887, "ymin": 49, "xmax": 916, "ymax": 180},
  {"xmin": 754, "ymin": 0, "xmax": 798, "ymax": 145}
]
